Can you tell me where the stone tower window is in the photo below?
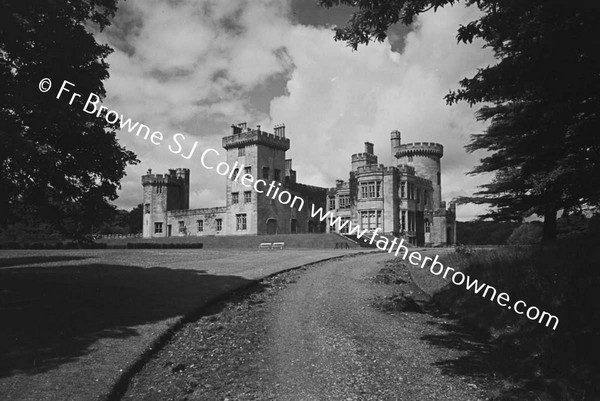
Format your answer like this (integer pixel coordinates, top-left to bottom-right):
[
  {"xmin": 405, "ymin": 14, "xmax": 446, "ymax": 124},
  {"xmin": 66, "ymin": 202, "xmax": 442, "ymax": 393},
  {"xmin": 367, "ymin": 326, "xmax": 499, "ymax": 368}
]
[
  {"xmin": 244, "ymin": 166, "xmax": 252, "ymax": 175},
  {"xmin": 154, "ymin": 222, "xmax": 163, "ymax": 234},
  {"xmin": 244, "ymin": 191, "xmax": 252, "ymax": 203},
  {"xmin": 144, "ymin": 203, "xmax": 150, "ymax": 214},
  {"xmin": 197, "ymin": 220, "xmax": 203, "ymax": 232},
  {"xmin": 232, "ymin": 192, "xmax": 239, "ymax": 204},
  {"xmin": 238, "ymin": 147, "xmax": 245, "ymax": 156},
  {"xmin": 236, "ymin": 214, "xmax": 247, "ymax": 230},
  {"xmin": 216, "ymin": 219, "xmax": 223, "ymax": 232},
  {"xmin": 262, "ymin": 166, "xmax": 270, "ymax": 179}
]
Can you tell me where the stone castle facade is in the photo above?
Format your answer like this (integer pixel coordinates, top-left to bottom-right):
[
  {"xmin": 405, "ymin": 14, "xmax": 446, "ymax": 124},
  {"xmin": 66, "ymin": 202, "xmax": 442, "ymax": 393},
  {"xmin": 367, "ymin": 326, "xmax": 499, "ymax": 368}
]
[{"xmin": 142, "ymin": 123, "xmax": 456, "ymax": 246}]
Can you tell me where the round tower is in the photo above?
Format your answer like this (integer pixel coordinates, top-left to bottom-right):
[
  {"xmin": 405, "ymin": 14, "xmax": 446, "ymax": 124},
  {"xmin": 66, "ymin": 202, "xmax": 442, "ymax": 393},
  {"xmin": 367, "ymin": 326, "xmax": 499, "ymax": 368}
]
[{"xmin": 396, "ymin": 142, "xmax": 444, "ymax": 209}]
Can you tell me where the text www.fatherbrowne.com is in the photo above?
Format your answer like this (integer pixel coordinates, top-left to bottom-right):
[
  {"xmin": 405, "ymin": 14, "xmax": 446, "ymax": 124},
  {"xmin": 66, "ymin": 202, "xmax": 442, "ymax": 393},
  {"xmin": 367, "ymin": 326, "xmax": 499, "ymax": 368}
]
[{"xmin": 310, "ymin": 205, "xmax": 560, "ymax": 331}]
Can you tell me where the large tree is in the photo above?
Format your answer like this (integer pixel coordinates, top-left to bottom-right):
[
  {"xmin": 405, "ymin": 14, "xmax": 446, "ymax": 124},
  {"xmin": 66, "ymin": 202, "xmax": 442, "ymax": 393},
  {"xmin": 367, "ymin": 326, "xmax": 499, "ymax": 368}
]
[
  {"xmin": 319, "ymin": 0, "xmax": 600, "ymax": 241},
  {"xmin": 0, "ymin": 0, "xmax": 138, "ymax": 239}
]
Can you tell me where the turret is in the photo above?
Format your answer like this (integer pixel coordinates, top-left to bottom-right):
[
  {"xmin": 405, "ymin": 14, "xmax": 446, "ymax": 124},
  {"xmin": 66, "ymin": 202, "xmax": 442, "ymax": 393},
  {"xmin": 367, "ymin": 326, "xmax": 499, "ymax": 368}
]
[
  {"xmin": 390, "ymin": 130, "xmax": 401, "ymax": 159},
  {"xmin": 395, "ymin": 142, "xmax": 444, "ymax": 209},
  {"xmin": 351, "ymin": 142, "xmax": 378, "ymax": 171},
  {"xmin": 141, "ymin": 168, "xmax": 190, "ymax": 237}
]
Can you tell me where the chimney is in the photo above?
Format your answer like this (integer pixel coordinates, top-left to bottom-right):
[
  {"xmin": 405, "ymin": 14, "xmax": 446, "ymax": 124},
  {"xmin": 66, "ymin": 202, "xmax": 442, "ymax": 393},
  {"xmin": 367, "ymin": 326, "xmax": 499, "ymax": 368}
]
[{"xmin": 274, "ymin": 124, "xmax": 286, "ymax": 137}]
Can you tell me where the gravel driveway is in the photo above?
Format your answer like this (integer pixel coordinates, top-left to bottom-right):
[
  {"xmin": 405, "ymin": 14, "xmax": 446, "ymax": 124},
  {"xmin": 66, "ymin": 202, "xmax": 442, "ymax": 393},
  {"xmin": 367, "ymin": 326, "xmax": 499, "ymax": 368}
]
[{"xmin": 124, "ymin": 252, "xmax": 494, "ymax": 400}]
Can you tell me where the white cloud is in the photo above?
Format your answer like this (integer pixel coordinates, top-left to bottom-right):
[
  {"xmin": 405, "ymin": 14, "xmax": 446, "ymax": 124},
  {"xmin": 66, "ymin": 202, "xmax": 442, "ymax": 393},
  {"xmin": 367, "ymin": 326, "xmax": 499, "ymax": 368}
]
[{"xmin": 102, "ymin": 1, "xmax": 496, "ymax": 221}]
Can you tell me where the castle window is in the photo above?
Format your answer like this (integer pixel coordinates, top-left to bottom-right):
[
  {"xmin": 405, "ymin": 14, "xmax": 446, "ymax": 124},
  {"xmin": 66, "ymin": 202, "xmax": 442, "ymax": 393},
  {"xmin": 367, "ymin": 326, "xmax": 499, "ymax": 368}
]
[
  {"xmin": 274, "ymin": 169, "xmax": 281, "ymax": 182},
  {"xmin": 154, "ymin": 222, "xmax": 163, "ymax": 234},
  {"xmin": 425, "ymin": 219, "xmax": 431, "ymax": 233},
  {"xmin": 437, "ymin": 171, "xmax": 441, "ymax": 185},
  {"xmin": 232, "ymin": 192, "xmax": 239, "ymax": 204},
  {"xmin": 144, "ymin": 203, "xmax": 150, "ymax": 214},
  {"xmin": 216, "ymin": 219, "xmax": 223, "ymax": 232},
  {"xmin": 232, "ymin": 168, "xmax": 239, "ymax": 180},
  {"xmin": 291, "ymin": 219, "xmax": 298, "ymax": 233},
  {"xmin": 244, "ymin": 166, "xmax": 252, "ymax": 176},
  {"xmin": 236, "ymin": 214, "xmax": 247, "ymax": 230},
  {"xmin": 197, "ymin": 220, "xmax": 203, "ymax": 232},
  {"xmin": 360, "ymin": 181, "xmax": 381, "ymax": 199},
  {"xmin": 360, "ymin": 210, "xmax": 382, "ymax": 230},
  {"xmin": 339, "ymin": 195, "xmax": 350, "ymax": 209},
  {"xmin": 400, "ymin": 182, "xmax": 406, "ymax": 198},
  {"xmin": 408, "ymin": 156, "xmax": 414, "ymax": 162},
  {"xmin": 401, "ymin": 211, "xmax": 407, "ymax": 231},
  {"xmin": 244, "ymin": 191, "xmax": 252, "ymax": 203},
  {"xmin": 408, "ymin": 212, "xmax": 415, "ymax": 232},
  {"xmin": 178, "ymin": 221, "xmax": 185, "ymax": 233},
  {"xmin": 238, "ymin": 147, "xmax": 245, "ymax": 157},
  {"xmin": 262, "ymin": 166, "xmax": 270, "ymax": 179},
  {"xmin": 339, "ymin": 217, "xmax": 351, "ymax": 233},
  {"xmin": 408, "ymin": 183, "xmax": 415, "ymax": 200},
  {"xmin": 329, "ymin": 197, "xmax": 336, "ymax": 210}
]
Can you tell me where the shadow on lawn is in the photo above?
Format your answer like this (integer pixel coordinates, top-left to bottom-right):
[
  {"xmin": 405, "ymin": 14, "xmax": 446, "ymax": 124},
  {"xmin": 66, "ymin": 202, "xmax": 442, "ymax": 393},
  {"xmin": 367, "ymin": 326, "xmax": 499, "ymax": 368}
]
[
  {"xmin": 0, "ymin": 256, "xmax": 91, "ymax": 268},
  {"xmin": 0, "ymin": 263, "xmax": 252, "ymax": 377}
]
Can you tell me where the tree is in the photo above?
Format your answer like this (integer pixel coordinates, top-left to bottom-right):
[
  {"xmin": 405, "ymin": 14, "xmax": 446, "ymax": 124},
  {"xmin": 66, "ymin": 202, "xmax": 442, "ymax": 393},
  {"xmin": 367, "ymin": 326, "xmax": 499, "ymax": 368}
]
[
  {"xmin": 319, "ymin": 0, "xmax": 600, "ymax": 242},
  {"xmin": 127, "ymin": 204, "xmax": 143, "ymax": 234},
  {"xmin": 0, "ymin": 0, "xmax": 138, "ymax": 239}
]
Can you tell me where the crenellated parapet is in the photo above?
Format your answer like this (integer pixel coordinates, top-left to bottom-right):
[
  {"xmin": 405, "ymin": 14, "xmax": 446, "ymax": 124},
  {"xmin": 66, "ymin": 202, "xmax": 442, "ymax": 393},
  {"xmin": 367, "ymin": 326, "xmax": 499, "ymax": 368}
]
[
  {"xmin": 355, "ymin": 164, "xmax": 398, "ymax": 175},
  {"xmin": 396, "ymin": 142, "xmax": 443, "ymax": 158},
  {"xmin": 142, "ymin": 168, "xmax": 189, "ymax": 187},
  {"xmin": 168, "ymin": 206, "xmax": 227, "ymax": 216},
  {"xmin": 351, "ymin": 152, "xmax": 378, "ymax": 163},
  {"xmin": 222, "ymin": 127, "xmax": 290, "ymax": 151},
  {"xmin": 396, "ymin": 164, "xmax": 416, "ymax": 176}
]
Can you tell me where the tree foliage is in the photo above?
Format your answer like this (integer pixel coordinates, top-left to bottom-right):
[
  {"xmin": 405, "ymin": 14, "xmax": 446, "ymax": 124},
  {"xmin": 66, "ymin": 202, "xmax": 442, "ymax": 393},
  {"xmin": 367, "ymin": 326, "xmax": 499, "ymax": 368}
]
[
  {"xmin": 319, "ymin": 0, "xmax": 600, "ymax": 241},
  {"xmin": 0, "ymin": 0, "xmax": 138, "ymax": 238}
]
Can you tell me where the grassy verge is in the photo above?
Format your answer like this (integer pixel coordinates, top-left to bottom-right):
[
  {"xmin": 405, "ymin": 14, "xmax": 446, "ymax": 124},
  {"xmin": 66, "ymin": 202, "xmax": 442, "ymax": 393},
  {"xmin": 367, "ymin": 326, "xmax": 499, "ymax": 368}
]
[{"xmin": 435, "ymin": 240, "xmax": 600, "ymax": 400}]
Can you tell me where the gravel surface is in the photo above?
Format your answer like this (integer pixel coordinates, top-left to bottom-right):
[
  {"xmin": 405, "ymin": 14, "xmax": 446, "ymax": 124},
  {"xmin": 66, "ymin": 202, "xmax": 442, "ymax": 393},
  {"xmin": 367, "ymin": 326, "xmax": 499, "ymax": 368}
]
[{"xmin": 122, "ymin": 252, "xmax": 499, "ymax": 400}]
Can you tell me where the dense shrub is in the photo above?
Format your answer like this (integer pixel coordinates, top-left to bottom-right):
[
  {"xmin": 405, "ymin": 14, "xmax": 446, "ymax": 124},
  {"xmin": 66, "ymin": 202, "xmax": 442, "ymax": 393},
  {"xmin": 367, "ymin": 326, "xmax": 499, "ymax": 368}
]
[
  {"xmin": 436, "ymin": 240, "xmax": 600, "ymax": 398},
  {"xmin": 507, "ymin": 222, "xmax": 543, "ymax": 244}
]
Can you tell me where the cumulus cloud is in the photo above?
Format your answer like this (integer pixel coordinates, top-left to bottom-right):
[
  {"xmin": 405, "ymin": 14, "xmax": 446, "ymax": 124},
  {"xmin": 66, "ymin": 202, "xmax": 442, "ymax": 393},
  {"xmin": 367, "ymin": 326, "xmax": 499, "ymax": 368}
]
[{"xmin": 100, "ymin": 0, "xmax": 495, "ymax": 220}]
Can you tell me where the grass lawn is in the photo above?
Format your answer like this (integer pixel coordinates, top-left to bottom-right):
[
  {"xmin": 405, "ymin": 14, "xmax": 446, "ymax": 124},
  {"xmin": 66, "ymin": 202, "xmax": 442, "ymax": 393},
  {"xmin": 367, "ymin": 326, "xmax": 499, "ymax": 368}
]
[{"xmin": 0, "ymin": 248, "xmax": 360, "ymax": 401}]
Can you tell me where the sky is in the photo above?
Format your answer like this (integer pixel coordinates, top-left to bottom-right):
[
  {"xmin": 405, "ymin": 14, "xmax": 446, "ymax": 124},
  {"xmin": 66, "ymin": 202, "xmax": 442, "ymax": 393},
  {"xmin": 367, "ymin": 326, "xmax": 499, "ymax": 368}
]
[{"xmin": 96, "ymin": 0, "xmax": 496, "ymax": 221}]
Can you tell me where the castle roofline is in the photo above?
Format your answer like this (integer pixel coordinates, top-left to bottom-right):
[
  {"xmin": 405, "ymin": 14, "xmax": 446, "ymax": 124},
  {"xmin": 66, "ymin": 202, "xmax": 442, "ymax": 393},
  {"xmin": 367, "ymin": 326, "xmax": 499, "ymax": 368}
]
[
  {"xmin": 222, "ymin": 129, "xmax": 290, "ymax": 151},
  {"xmin": 396, "ymin": 142, "xmax": 443, "ymax": 158}
]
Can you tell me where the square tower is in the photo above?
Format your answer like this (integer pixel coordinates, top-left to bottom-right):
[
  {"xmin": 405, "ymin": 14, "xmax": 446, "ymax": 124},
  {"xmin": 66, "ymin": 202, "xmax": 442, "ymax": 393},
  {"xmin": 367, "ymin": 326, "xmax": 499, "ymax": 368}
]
[{"xmin": 222, "ymin": 123, "xmax": 291, "ymax": 235}]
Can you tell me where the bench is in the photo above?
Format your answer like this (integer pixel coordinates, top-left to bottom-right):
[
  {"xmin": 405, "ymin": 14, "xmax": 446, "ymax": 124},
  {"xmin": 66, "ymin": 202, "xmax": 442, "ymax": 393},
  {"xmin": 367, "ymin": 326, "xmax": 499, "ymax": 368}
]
[
  {"xmin": 271, "ymin": 242, "xmax": 285, "ymax": 250},
  {"xmin": 259, "ymin": 242, "xmax": 272, "ymax": 249}
]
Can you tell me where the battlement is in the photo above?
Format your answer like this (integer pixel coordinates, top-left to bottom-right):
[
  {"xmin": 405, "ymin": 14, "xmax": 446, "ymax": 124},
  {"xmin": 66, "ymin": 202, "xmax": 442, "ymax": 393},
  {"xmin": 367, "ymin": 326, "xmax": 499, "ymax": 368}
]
[
  {"xmin": 351, "ymin": 153, "xmax": 378, "ymax": 163},
  {"xmin": 142, "ymin": 168, "xmax": 189, "ymax": 186},
  {"xmin": 223, "ymin": 124, "xmax": 290, "ymax": 151},
  {"xmin": 168, "ymin": 206, "xmax": 227, "ymax": 217},
  {"xmin": 396, "ymin": 142, "xmax": 443, "ymax": 158},
  {"xmin": 355, "ymin": 164, "xmax": 397, "ymax": 175},
  {"xmin": 396, "ymin": 164, "xmax": 416, "ymax": 175},
  {"xmin": 413, "ymin": 176, "xmax": 433, "ymax": 187}
]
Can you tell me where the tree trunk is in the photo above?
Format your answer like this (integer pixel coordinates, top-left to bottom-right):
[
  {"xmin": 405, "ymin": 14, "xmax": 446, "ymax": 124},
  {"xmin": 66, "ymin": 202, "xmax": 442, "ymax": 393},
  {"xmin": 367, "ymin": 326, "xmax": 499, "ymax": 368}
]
[{"xmin": 543, "ymin": 208, "xmax": 557, "ymax": 243}]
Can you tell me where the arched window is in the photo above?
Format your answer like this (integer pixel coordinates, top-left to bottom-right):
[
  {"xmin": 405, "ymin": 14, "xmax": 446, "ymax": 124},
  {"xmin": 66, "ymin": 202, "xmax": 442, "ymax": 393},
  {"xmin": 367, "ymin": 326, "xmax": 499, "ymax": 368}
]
[{"xmin": 425, "ymin": 219, "xmax": 431, "ymax": 233}]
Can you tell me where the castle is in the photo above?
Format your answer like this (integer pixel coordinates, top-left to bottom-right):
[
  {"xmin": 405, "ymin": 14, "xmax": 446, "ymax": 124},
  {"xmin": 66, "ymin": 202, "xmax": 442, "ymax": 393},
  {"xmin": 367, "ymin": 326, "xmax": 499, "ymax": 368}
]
[{"xmin": 142, "ymin": 123, "xmax": 456, "ymax": 246}]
